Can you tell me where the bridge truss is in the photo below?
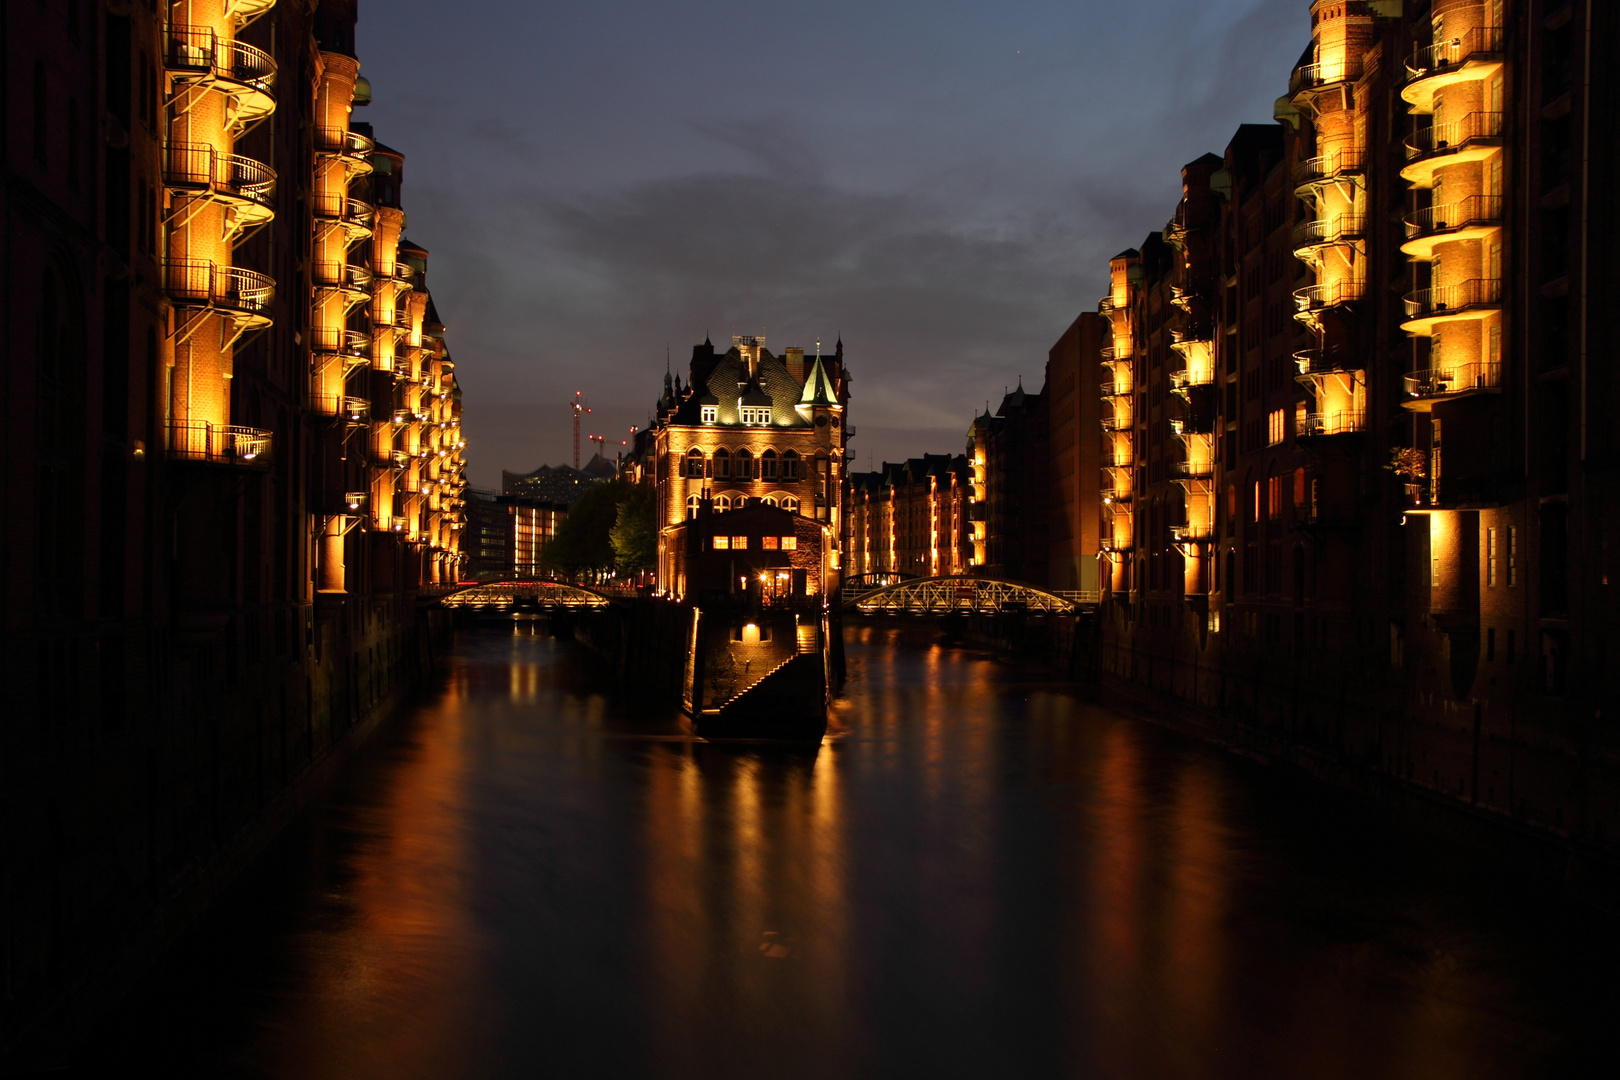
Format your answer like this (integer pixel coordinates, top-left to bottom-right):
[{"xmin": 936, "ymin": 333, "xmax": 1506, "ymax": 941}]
[
  {"xmin": 851, "ymin": 575, "xmax": 1091, "ymax": 616},
  {"xmin": 441, "ymin": 581, "xmax": 609, "ymax": 611}
]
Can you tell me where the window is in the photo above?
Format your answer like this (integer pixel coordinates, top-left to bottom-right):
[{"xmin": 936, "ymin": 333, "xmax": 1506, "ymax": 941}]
[
  {"xmin": 762, "ymin": 496, "xmax": 777, "ymax": 507},
  {"xmin": 714, "ymin": 494, "xmax": 731, "ymax": 511},
  {"xmin": 1507, "ymin": 525, "xmax": 1518, "ymax": 586},
  {"xmin": 781, "ymin": 496, "xmax": 800, "ymax": 513},
  {"xmin": 1267, "ymin": 408, "xmax": 1285, "ymax": 446},
  {"xmin": 780, "ymin": 536, "xmax": 797, "ymax": 551},
  {"xmin": 736, "ymin": 448, "xmax": 754, "ymax": 479},
  {"xmin": 731, "ymin": 536, "xmax": 749, "ymax": 550},
  {"xmin": 761, "ymin": 449, "xmax": 777, "ymax": 479},
  {"xmin": 712, "ymin": 536, "xmax": 730, "ymax": 550},
  {"xmin": 1251, "ymin": 480, "xmax": 1261, "ymax": 523},
  {"xmin": 714, "ymin": 448, "xmax": 731, "ymax": 478},
  {"xmin": 686, "ymin": 494, "xmax": 700, "ymax": 519},
  {"xmin": 762, "ymin": 536, "xmax": 779, "ymax": 550},
  {"xmin": 782, "ymin": 450, "xmax": 800, "ymax": 479},
  {"xmin": 740, "ymin": 406, "xmax": 769, "ymax": 425},
  {"xmin": 701, "ymin": 405, "xmax": 717, "ymax": 424},
  {"xmin": 1487, "ymin": 526, "xmax": 1497, "ymax": 586},
  {"xmin": 685, "ymin": 448, "xmax": 704, "ymax": 478},
  {"xmin": 1268, "ymin": 474, "xmax": 1283, "ymax": 519}
]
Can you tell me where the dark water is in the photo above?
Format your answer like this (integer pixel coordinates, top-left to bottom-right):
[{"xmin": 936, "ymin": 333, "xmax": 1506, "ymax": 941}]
[{"xmin": 88, "ymin": 625, "xmax": 1614, "ymax": 1078}]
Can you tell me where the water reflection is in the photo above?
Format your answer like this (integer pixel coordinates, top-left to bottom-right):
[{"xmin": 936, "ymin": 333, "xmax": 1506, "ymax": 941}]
[{"xmin": 89, "ymin": 625, "xmax": 1612, "ymax": 1078}]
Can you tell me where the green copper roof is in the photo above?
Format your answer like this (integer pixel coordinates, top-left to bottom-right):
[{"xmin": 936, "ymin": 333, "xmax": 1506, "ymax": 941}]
[{"xmin": 799, "ymin": 355, "xmax": 838, "ymax": 406}]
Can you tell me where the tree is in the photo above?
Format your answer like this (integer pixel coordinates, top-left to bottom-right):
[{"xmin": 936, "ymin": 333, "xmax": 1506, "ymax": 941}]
[
  {"xmin": 540, "ymin": 480, "xmax": 628, "ymax": 579},
  {"xmin": 609, "ymin": 484, "xmax": 656, "ymax": 577}
]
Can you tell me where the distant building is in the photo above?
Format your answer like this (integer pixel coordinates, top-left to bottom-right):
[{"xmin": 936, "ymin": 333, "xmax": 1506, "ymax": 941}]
[
  {"xmin": 968, "ymin": 383, "xmax": 1050, "ymax": 586},
  {"xmin": 649, "ymin": 335, "xmax": 851, "ymax": 598},
  {"xmin": 845, "ymin": 455, "xmax": 972, "ymax": 580},
  {"xmin": 1046, "ymin": 312, "xmax": 1107, "ymax": 594},
  {"xmin": 464, "ymin": 490, "xmax": 564, "ymax": 581},
  {"xmin": 502, "ymin": 453, "xmax": 617, "ymax": 508}
]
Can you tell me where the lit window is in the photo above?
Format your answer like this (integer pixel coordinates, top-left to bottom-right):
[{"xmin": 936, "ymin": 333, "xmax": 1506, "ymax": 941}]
[
  {"xmin": 701, "ymin": 405, "xmax": 717, "ymax": 424},
  {"xmin": 712, "ymin": 536, "xmax": 730, "ymax": 550},
  {"xmin": 780, "ymin": 536, "xmax": 797, "ymax": 551},
  {"xmin": 762, "ymin": 536, "xmax": 780, "ymax": 550},
  {"xmin": 781, "ymin": 496, "xmax": 799, "ymax": 513},
  {"xmin": 715, "ymin": 495, "xmax": 731, "ymax": 511},
  {"xmin": 732, "ymin": 536, "xmax": 748, "ymax": 550},
  {"xmin": 1268, "ymin": 408, "xmax": 1285, "ymax": 446}
]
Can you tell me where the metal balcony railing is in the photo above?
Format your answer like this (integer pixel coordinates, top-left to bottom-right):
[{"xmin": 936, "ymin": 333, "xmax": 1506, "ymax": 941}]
[
  {"xmin": 1297, "ymin": 410, "xmax": 1366, "ymax": 438},
  {"xmin": 1293, "ymin": 346, "xmax": 1359, "ymax": 377},
  {"xmin": 312, "ymin": 193, "xmax": 375, "ymax": 232},
  {"xmin": 1101, "ymin": 412, "xmax": 1133, "ymax": 432},
  {"xmin": 1170, "ymin": 523, "xmax": 1216, "ymax": 543},
  {"xmin": 1404, "ymin": 361, "xmax": 1502, "ymax": 400},
  {"xmin": 1290, "ymin": 56, "xmax": 1363, "ymax": 97},
  {"xmin": 1100, "ymin": 381, "xmax": 1131, "ymax": 398},
  {"xmin": 343, "ymin": 491, "xmax": 368, "ymax": 512},
  {"xmin": 1403, "ymin": 195, "xmax": 1503, "ymax": 240},
  {"xmin": 313, "ymin": 126, "xmax": 376, "ymax": 161},
  {"xmin": 1099, "ymin": 343, "xmax": 1117, "ymax": 361},
  {"xmin": 1406, "ymin": 111, "xmax": 1503, "ymax": 160},
  {"xmin": 167, "ymin": 419, "xmax": 272, "ymax": 465},
  {"xmin": 387, "ymin": 450, "xmax": 411, "ymax": 469},
  {"xmin": 1172, "ymin": 460, "xmax": 1214, "ymax": 480},
  {"xmin": 164, "ymin": 259, "xmax": 274, "ymax": 318},
  {"xmin": 1293, "ymin": 278, "xmax": 1365, "ymax": 315},
  {"xmin": 1402, "ymin": 277, "xmax": 1502, "ymax": 318},
  {"xmin": 1292, "ymin": 146, "xmax": 1366, "ymax": 187},
  {"xmin": 1168, "ymin": 368, "xmax": 1215, "ymax": 391},
  {"xmin": 1291, "ymin": 213, "xmax": 1367, "ymax": 250},
  {"xmin": 163, "ymin": 25, "xmax": 277, "ymax": 99},
  {"xmin": 312, "ymin": 261, "xmax": 373, "ymax": 294},
  {"xmin": 1405, "ymin": 26, "xmax": 1504, "ymax": 83},
  {"xmin": 309, "ymin": 326, "xmax": 371, "ymax": 359}
]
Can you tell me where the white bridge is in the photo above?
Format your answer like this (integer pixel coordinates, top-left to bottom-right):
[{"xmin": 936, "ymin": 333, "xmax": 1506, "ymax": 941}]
[{"xmin": 440, "ymin": 581, "xmax": 610, "ymax": 611}]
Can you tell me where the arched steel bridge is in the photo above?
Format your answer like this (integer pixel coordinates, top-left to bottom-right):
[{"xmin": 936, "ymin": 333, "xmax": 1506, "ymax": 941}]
[
  {"xmin": 845, "ymin": 575, "xmax": 1097, "ymax": 616},
  {"xmin": 440, "ymin": 581, "xmax": 610, "ymax": 611}
]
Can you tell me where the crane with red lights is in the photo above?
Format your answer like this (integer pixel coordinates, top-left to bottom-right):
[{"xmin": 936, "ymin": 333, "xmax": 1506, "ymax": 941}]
[{"xmin": 570, "ymin": 392, "xmax": 592, "ymax": 469}]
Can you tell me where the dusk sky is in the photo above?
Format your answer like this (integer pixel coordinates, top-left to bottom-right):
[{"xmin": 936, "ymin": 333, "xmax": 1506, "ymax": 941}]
[{"xmin": 359, "ymin": 0, "xmax": 1311, "ymax": 487}]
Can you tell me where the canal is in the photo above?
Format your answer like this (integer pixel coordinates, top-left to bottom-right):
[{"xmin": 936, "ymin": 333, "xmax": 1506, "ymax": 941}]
[{"xmin": 89, "ymin": 625, "xmax": 1613, "ymax": 1078}]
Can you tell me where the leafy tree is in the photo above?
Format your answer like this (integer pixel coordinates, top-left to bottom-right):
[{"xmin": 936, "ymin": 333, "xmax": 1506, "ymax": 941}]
[
  {"xmin": 609, "ymin": 483, "xmax": 656, "ymax": 576},
  {"xmin": 540, "ymin": 480, "xmax": 628, "ymax": 579}
]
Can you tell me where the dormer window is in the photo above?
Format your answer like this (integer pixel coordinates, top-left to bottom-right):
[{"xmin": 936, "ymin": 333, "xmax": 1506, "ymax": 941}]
[
  {"xmin": 740, "ymin": 406, "xmax": 769, "ymax": 426},
  {"xmin": 701, "ymin": 405, "xmax": 717, "ymax": 424}
]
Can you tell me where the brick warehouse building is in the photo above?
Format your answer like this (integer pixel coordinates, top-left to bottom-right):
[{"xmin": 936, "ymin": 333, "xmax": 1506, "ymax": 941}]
[
  {"xmin": 2, "ymin": 0, "xmax": 467, "ymax": 1057},
  {"xmin": 1093, "ymin": 0, "xmax": 1617, "ymax": 847}
]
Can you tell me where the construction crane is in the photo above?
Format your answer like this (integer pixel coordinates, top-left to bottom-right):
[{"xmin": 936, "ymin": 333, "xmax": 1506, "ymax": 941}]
[
  {"xmin": 570, "ymin": 391, "xmax": 592, "ymax": 469},
  {"xmin": 587, "ymin": 433, "xmax": 607, "ymax": 464}
]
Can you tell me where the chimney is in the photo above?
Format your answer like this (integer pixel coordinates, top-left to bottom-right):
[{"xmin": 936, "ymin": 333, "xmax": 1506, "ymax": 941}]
[{"xmin": 785, "ymin": 347, "xmax": 805, "ymax": 382}]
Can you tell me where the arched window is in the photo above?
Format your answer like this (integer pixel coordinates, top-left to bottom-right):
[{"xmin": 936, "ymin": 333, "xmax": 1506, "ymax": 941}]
[
  {"xmin": 715, "ymin": 494, "xmax": 731, "ymax": 511},
  {"xmin": 762, "ymin": 495, "xmax": 778, "ymax": 507},
  {"xmin": 686, "ymin": 494, "xmax": 701, "ymax": 519},
  {"xmin": 685, "ymin": 447, "xmax": 704, "ymax": 478},
  {"xmin": 780, "ymin": 496, "xmax": 799, "ymax": 513},
  {"xmin": 714, "ymin": 447, "xmax": 731, "ymax": 479},
  {"xmin": 736, "ymin": 448, "xmax": 754, "ymax": 480},
  {"xmin": 781, "ymin": 449, "xmax": 800, "ymax": 480},
  {"xmin": 761, "ymin": 449, "xmax": 778, "ymax": 480}
]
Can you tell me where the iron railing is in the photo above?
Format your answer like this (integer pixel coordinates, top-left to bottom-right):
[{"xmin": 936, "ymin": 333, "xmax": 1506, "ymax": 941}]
[
  {"xmin": 1293, "ymin": 346, "xmax": 1359, "ymax": 377},
  {"xmin": 1292, "ymin": 146, "xmax": 1366, "ymax": 187},
  {"xmin": 1404, "ymin": 361, "xmax": 1502, "ymax": 399},
  {"xmin": 164, "ymin": 259, "xmax": 274, "ymax": 316},
  {"xmin": 1293, "ymin": 278, "xmax": 1365, "ymax": 314},
  {"xmin": 1403, "ymin": 194, "xmax": 1503, "ymax": 239},
  {"xmin": 163, "ymin": 25, "xmax": 276, "ymax": 97},
  {"xmin": 313, "ymin": 126, "xmax": 375, "ymax": 160},
  {"xmin": 1290, "ymin": 56, "xmax": 1363, "ymax": 97},
  {"xmin": 1298, "ymin": 410, "xmax": 1366, "ymax": 437},
  {"xmin": 1406, "ymin": 111, "xmax": 1503, "ymax": 160},
  {"xmin": 1402, "ymin": 277, "xmax": 1502, "ymax": 318},
  {"xmin": 1405, "ymin": 26, "xmax": 1504, "ymax": 83},
  {"xmin": 167, "ymin": 419, "xmax": 272, "ymax": 464},
  {"xmin": 312, "ymin": 261, "xmax": 373, "ymax": 293},
  {"xmin": 1291, "ymin": 212, "xmax": 1366, "ymax": 249}
]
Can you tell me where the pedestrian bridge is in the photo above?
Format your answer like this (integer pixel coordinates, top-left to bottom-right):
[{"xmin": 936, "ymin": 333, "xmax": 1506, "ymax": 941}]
[
  {"xmin": 845, "ymin": 575, "xmax": 1097, "ymax": 616},
  {"xmin": 440, "ymin": 581, "xmax": 610, "ymax": 612}
]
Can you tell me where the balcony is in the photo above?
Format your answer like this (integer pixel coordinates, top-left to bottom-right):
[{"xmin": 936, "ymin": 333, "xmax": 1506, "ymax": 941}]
[
  {"xmin": 1401, "ymin": 112, "xmax": 1504, "ymax": 185},
  {"xmin": 1291, "ymin": 213, "xmax": 1366, "ymax": 256},
  {"xmin": 1171, "ymin": 460, "xmax": 1214, "ymax": 480},
  {"xmin": 314, "ymin": 126, "xmax": 376, "ymax": 171},
  {"xmin": 1170, "ymin": 522, "xmax": 1216, "ymax": 543},
  {"xmin": 1292, "ymin": 278, "xmax": 1365, "ymax": 320},
  {"xmin": 1400, "ymin": 195, "xmax": 1503, "ymax": 258},
  {"xmin": 1403, "ymin": 361, "xmax": 1502, "ymax": 409},
  {"xmin": 393, "ymin": 262, "xmax": 417, "ymax": 286},
  {"xmin": 311, "ymin": 394, "xmax": 370, "ymax": 422},
  {"xmin": 1168, "ymin": 367, "xmax": 1215, "ymax": 392},
  {"xmin": 1403, "ymin": 26, "xmax": 1505, "ymax": 111},
  {"xmin": 1401, "ymin": 277, "xmax": 1502, "ymax": 331},
  {"xmin": 313, "ymin": 261, "xmax": 373, "ymax": 304},
  {"xmin": 164, "ymin": 259, "xmax": 274, "ymax": 328},
  {"xmin": 310, "ymin": 326, "xmax": 371, "ymax": 362},
  {"xmin": 1290, "ymin": 56, "xmax": 1363, "ymax": 100},
  {"xmin": 163, "ymin": 26, "xmax": 276, "ymax": 128},
  {"xmin": 1101, "ymin": 411, "xmax": 1133, "ymax": 432},
  {"xmin": 1293, "ymin": 346, "xmax": 1360, "ymax": 379},
  {"xmin": 1100, "ymin": 380, "xmax": 1131, "ymax": 399},
  {"xmin": 167, "ymin": 420, "xmax": 272, "ymax": 466},
  {"xmin": 162, "ymin": 143, "xmax": 277, "ymax": 231},
  {"xmin": 1297, "ymin": 410, "xmax": 1366, "ymax": 438},
  {"xmin": 1099, "ymin": 343, "xmax": 1117, "ymax": 361},
  {"xmin": 1292, "ymin": 147, "xmax": 1366, "ymax": 193},
  {"xmin": 313, "ymin": 192, "xmax": 374, "ymax": 239}
]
